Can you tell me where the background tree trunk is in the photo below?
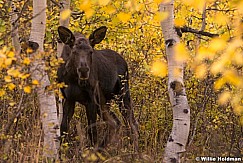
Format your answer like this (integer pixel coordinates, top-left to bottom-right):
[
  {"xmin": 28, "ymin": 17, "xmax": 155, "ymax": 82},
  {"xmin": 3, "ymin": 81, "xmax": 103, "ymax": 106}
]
[
  {"xmin": 29, "ymin": 0, "xmax": 60, "ymax": 160},
  {"xmin": 160, "ymin": 1, "xmax": 190, "ymax": 162},
  {"xmin": 10, "ymin": 1, "xmax": 21, "ymax": 55},
  {"xmin": 57, "ymin": 0, "xmax": 70, "ymax": 125}
]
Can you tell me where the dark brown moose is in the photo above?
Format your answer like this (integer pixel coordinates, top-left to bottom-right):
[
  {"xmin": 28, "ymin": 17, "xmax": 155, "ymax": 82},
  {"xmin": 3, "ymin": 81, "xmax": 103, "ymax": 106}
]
[{"xmin": 57, "ymin": 26, "xmax": 139, "ymax": 150}]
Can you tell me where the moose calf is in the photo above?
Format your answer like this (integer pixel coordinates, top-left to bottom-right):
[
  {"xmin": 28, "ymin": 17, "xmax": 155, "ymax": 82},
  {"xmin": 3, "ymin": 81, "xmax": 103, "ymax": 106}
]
[{"xmin": 57, "ymin": 26, "xmax": 139, "ymax": 150}]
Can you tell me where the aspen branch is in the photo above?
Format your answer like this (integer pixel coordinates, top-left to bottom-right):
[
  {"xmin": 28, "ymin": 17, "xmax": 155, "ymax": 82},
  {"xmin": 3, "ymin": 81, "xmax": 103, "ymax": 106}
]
[{"xmin": 175, "ymin": 26, "xmax": 219, "ymax": 38}]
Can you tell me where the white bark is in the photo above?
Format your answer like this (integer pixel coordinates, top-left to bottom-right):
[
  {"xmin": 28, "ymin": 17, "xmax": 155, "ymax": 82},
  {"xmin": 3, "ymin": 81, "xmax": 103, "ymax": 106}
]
[
  {"xmin": 160, "ymin": 1, "xmax": 190, "ymax": 162},
  {"xmin": 57, "ymin": 0, "xmax": 70, "ymax": 125},
  {"xmin": 10, "ymin": 1, "xmax": 21, "ymax": 55},
  {"xmin": 29, "ymin": 0, "xmax": 60, "ymax": 160}
]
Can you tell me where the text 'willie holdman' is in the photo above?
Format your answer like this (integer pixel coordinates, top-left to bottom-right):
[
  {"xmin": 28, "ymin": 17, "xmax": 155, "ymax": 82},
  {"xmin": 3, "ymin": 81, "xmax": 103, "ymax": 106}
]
[{"xmin": 196, "ymin": 156, "xmax": 242, "ymax": 162}]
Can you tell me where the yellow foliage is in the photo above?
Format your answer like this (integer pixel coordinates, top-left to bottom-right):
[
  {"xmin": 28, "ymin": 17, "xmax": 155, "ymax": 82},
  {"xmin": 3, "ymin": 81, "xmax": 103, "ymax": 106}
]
[
  {"xmin": 218, "ymin": 91, "xmax": 231, "ymax": 105},
  {"xmin": 7, "ymin": 83, "xmax": 16, "ymax": 91},
  {"xmin": 0, "ymin": 89, "xmax": 5, "ymax": 97},
  {"xmin": 210, "ymin": 61, "xmax": 224, "ymax": 75},
  {"xmin": 181, "ymin": 0, "xmax": 206, "ymax": 11},
  {"xmin": 7, "ymin": 68, "xmax": 20, "ymax": 78},
  {"xmin": 23, "ymin": 58, "xmax": 31, "ymax": 65},
  {"xmin": 196, "ymin": 47, "xmax": 215, "ymax": 61},
  {"xmin": 151, "ymin": 60, "xmax": 167, "ymax": 77},
  {"xmin": 32, "ymin": 80, "xmax": 39, "ymax": 85},
  {"xmin": 209, "ymin": 38, "xmax": 227, "ymax": 52},
  {"xmin": 223, "ymin": 70, "xmax": 241, "ymax": 87},
  {"xmin": 214, "ymin": 78, "xmax": 225, "ymax": 90},
  {"xmin": 234, "ymin": 106, "xmax": 243, "ymax": 115},
  {"xmin": 60, "ymin": 9, "xmax": 71, "ymax": 20},
  {"xmin": 174, "ymin": 18, "xmax": 186, "ymax": 27},
  {"xmin": 24, "ymin": 86, "xmax": 31, "ymax": 94},
  {"xmin": 19, "ymin": 73, "xmax": 30, "ymax": 79},
  {"xmin": 117, "ymin": 12, "xmax": 131, "ymax": 23},
  {"xmin": 214, "ymin": 13, "xmax": 229, "ymax": 25},
  {"xmin": 5, "ymin": 58, "xmax": 14, "ymax": 67},
  {"xmin": 79, "ymin": 1, "xmax": 94, "ymax": 18},
  {"xmin": 4, "ymin": 76, "xmax": 12, "ymax": 82},
  {"xmin": 7, "ymin": 51, "xmax": 15, "ymax": 58},
  {"xmin": 101, "ymin": 5, "xmax": 116, "ymax": 14},
  {"xmin": 194, "ymin": 63, "xmax": 207, "ymax": 79},
  {"xmin": 98, "ymin": 0, "xmax": 110, "ymax": 6}
]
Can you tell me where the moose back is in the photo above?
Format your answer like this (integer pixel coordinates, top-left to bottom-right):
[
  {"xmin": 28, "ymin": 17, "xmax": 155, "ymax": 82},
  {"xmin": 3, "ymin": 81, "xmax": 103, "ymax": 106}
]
[{"xmin": 57, "ymin": 26, "xmax": 138, "ymax": 149}]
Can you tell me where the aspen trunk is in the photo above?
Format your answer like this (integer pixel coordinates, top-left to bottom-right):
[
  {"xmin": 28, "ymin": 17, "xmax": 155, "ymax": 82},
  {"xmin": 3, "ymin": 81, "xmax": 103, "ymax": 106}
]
[
  {"xmin": 29, "ymin": 0, "xmax": 60, "ymax": 160},
  {"xmin": 160, "ymin": 1, "xmax": 190, "ymax": 162}
]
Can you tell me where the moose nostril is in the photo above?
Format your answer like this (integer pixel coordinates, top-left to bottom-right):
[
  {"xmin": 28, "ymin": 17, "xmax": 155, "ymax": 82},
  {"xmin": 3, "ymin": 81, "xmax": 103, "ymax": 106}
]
[{"xmin": 78, "ymin": 67, "xmax": 89, "ymax": 73}]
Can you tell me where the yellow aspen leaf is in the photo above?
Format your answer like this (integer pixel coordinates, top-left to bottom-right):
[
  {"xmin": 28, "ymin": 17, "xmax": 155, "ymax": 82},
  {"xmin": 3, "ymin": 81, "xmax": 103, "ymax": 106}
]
[
  {"xmin": 0, "ymin": 89, "xmax": 5, "ymax": 97},
  {"xmin": 97, "ymin": 152, "xmax": 106, "ymax": 161},
  {"xmin": 19, "ymin": 73, "xmax": 30, "ymax": 79},
  {"xmin": 79, "ymin": 1, "xmax": 91, "ymax": 11},
  {"xmin": 85, "ymin": 9, "xmax": 94, "ymax": 18},
  {"xmin": 209, "ymin": 38, "xmax": 227, "ymax": 52},
  {"xmin": 153, "ymin": 12, "xmax": 169, "ymax": 23},
  {"xmin": 194, "ymin": 64, "xmax": 207, "ymax": 79},
  {"xmin": 26, "ymin": 48, "xmax": 33, "ymax": 54},
  {"xmin": 175, "ymin": 43, "xmax": 190, "ymax": 62},
  {"xmin": 117, "ymin": 12, "xmax": 131, "ymax": 23},
  {"xmin": 23, "ymin": 58, "xmax": 31, "ymax": 65},
  {"xmin": 7, "ymin": 51, "xmax": 15, "ymax": 58},
  {"xmin": 5, "ymin": 58, "xmax": 13, "ymax": 66},
  {"xmin": 196, "ymin": 47, "xmax": 211, "ymax": 61},
  {"xmin": 214, "ymin": 78, "xmax": 226, "ymax": 90},
  {"xmin": 215, "ymin": 13, "xmax": 229, "ymax": 25},
  {"xmin": 101, "ymin": 5, "xmax": 116, "ymax": 14},
  {"xmin": 9, "ymin": 102, "xmax": 16, "ymax": 107},
  {"xmin": 233, "ymin": 106, "xmax": 243, "ymax": 115},
  {"xmin": 218, "ymin": 91, "xmax": 231, "ymax": 105},
  {"xmin": 32, "ymin": 79, "xmax": 39, "ymax": 85},
  {"xmin": 240, "ymin": 116, "xmax": 243, "ymax": 125},
  {"xmin": 151, "ymin": 60, "xmax": 167, "ymax": 77},
  {"xmin": 181, "ymin": 0, "xmax": 206, "ymax": 11},
  {"xmin": 79, "ymin": 1, "xmax": 94, "ymax": 18},
  {"xmin": 233, "ymin": 52, "xmax": 243, "ymax": 65},
  {"xmin": 210, "ymin": 61, "xmax": 224, "ymax": 74},
  {"xmin": 87, "ymin": 153, "xmax": 98, "ymax": 161},
  {"xmin": 8, "ymin": 83, "xmax": 16, "ymax": 91},
  {"xmin": 7, "ymin": 68, "xmax": 20, "ymax": 78},
  {"xmin": 24, "ymin": 86, "xmax": 31, "ymax": 93},
  {"xmin": 154, "ymin": 0, "xmax": 171, "ymax": 4},
  {"xmin": 223, "ymin": 70, "xmax": 241, "ymax": 86},
  {"xmin": 174, "ymin": 18, "xmax": 186, "ymax": 27},
  {"xmin": 60, "ymin": 9, "xmax": 71, "ymax": 20},
  {"xmin": 98, "ymin": 0, "xmax": 110, "ymax": 6},
  {"xmin": 4, "ymin": 76, "xmax": 12, "ymax": 82}
]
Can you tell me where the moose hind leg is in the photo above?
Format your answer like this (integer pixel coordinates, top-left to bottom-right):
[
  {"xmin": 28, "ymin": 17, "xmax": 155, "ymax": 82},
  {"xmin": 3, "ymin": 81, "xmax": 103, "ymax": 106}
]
[
  {"xmin": 119, "ymin": 89, "xmax": 139, "ymax": 151},
  {"xmin": 99, "ymin": 104, "xmax": 120, "ymax": 149}
]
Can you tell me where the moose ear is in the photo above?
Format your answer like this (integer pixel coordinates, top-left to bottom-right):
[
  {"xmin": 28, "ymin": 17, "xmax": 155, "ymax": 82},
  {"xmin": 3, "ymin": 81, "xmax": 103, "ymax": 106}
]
[
  {"xmin": 58, "ymin": 26, "xmax": 75, "ymax": 47},
  {"xmin": 89, "ymin": 26, "xmax": 107, "ymax": 47}
]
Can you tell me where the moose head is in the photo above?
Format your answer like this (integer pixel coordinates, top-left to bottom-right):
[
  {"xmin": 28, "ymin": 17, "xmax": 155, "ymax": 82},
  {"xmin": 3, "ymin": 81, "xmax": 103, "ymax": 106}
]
[{"xmin": 58, "ymin": 26, "xmax": 107, "ymax": 80}]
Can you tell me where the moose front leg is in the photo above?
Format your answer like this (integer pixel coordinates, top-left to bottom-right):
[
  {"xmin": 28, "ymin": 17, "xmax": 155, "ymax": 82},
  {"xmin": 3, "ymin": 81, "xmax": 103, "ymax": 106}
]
[
  {"xmin": 85, "ymin": 103, "xmax": 98, "ymax": 146},
  {"xmin": 61, "ymin": 100, "xmax": 75, "ymax": 137}
]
